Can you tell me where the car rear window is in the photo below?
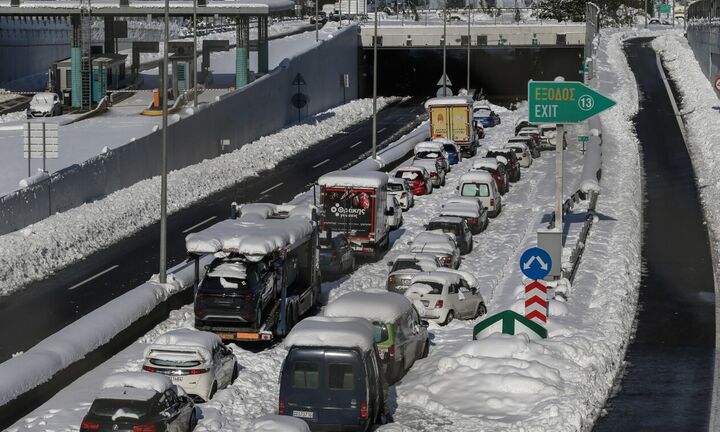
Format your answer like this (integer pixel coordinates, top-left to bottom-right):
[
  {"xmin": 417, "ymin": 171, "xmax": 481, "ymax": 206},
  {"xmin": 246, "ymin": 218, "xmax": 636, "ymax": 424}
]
[
  {"xmin": 461, "ymin": 183, "xmax": 490, "ymax": 197},
  {"xmin": 149, "ymin": 358, "xmax": 202, "ymax": 368},
  {"xmin": 328, "ymin": 363, "xmax": 355, "ymax": 391},
  {"xmin": 392, "ymin": 260, "xmax": 423, "ymax": 272},
  {"xmin": 387, "ymin": 183, "xmax": 404, "ymax": 192},
  {"xmin": 89, "ymin": 399, "xmax": 151, "ymax": 419},
  {"xmin": 415, "ymin": 281, "xmax": 443, "ymax": 294},
  {"xmin": 428, "ymin": 222, "xmax": 461, "ymax": 235},
  {"xmin": 292, "ymin": 362, "xmax": 320, "ymax": 389},
  {"xmin": 398, "ymin": 171, "xmax": 420, "ymax": 180}
]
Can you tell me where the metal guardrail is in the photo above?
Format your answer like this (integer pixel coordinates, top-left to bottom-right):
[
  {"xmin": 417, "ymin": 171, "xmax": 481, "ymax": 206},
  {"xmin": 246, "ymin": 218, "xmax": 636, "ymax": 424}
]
[{"xmin": 566, "ymin": 190, "xmax": 598, "ymax": 283}]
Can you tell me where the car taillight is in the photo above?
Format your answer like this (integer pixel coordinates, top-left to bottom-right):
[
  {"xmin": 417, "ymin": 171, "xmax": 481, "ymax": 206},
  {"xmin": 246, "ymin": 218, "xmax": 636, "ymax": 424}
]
[
  {"xmin": 189, "ymin": 368, "xmax": 209, "ymax": 375},
  {"xmin": 388, "ymin": 275, "xmax": 396, "ymax": 285},
  {"xmin": 431, "ymin": 172, "xmax": 438, "ymax": 177},
  {"xmin": 279, "ymin": 399, "xmax": 286, "ymax": 415},
  {"xmin": 360, "ymin": 401, "xmax": 368, "ymax": 419},
  {"xmin": 435, "ymin": 300, "xmax": 444, "ymax": 309},
  {"xmin": 80, "ymin": 419, "xmax": 100, "ymax": 431},
  {"xmin": 401, "ymin": 192, "xmax": 406, "ymax": 199},
  {"xmin": 467, "ymin": 218, "xmax": 477, "ymax": 225},
  {"xmin": 440, "ymin": 256, "xmax": 451, "ymax": 265},
  {"xmin": 388, "ymin": 344, "xmax": 396, "ymax": 361},
  {"xmin": 132, "ymin": 423, "xmax": 158, "ymax": 432},
  {"xmin": 142, "ymin": 365, "xmax": 157, "ymax": 373},
  {"xmin": 490, "ymin": 198, "xmax": 495, "ymax": 206},
  {"xmin": 331, "ymin": 251, "xmax": 338, "ymax": 259}
]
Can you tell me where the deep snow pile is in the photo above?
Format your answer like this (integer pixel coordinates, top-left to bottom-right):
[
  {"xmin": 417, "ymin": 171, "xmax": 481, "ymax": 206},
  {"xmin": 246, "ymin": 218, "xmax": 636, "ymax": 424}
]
[
  {"xmin": 0, "ymin": 97, "xmax": 398, "ymax": 296},
  {"xmin": 652, "ymin": 33, "xmax": 720, "ymax": 268}
]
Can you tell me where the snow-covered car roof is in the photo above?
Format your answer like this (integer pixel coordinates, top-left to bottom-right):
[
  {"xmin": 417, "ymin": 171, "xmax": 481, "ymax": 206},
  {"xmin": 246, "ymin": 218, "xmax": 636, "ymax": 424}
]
[
  {"xmin": 446, "ymin": 196, "xmax": 482, "ymax": 208},
  {"xmin": 413, "ymin": 230, "xmax": 455, "ymax": 244},
  {"xmin": 519, "ymin": 127, "xmax": 541, "ymax": 133},
  {"xmin": 440, "ymin": 203, "xmax": 480, "ymax": 218},
  {"xmin": 414, "ymin": 141, "xmax": 445, "ymax": 154},
  {"xmin": 473, "ymin": 102, "xmax": 492, "ymax": 110},
  {"xmin": 505, "ymin": 142, "xmax": 529, "ymax": 151},
  {"xmin": 411, "ymin": 159, "xmax": 439, "ymax": 172},
  {"xmin": 459, "ymin": 171, "xmax": 495, "ymax": 184},
  {"xmin": 410, "ymin": 271, "xmax": 461, "ymax": 287},
  {"xmin": 396, "ymin": 166, "xmax": 427, "ymax": 174},
  {"xmin": 434, "ymin": 269, "xmax": 478, "ymax": 288},
  {"xmin": 100, "ymin": 372, "xmax": 173, "ymax": 400},
  {"xmin": 145, "ymin": 328, "xmax": 222, "ymax": 362},
  {"xmin": 429, "ymin": 215, "xmax": 465, "ymax": 225},
  {"xmin": 472, "ymin": 158, "xmax": 499, "ymax": 171},
  {"xmin": 185, "ymin": 208, "xmax": 314, "ymax": 260},
  {"xmin": 318, "ymin": 170, "xmax": 388, "ymax": 189},
  {"xmin": 285, "ymin": 317, "xmax": 376, "ymax": 351},
  {"xmin": 424, "ymin": 96, "xmax": 473, "ymax": 109},
  {"xmin": 431, "ymin": 138, "xmax": 456, "ymax": 147},
  {"xmin": 249, "ymin": 415, "xmax": 310, "ymax": 432},
  {"xmin": 325, "ymin": 291, "xmax": 415, "ymax": 323},
  {"xmin": 390, "ymin": 252, "xmax": 440, "ymax": 267}
]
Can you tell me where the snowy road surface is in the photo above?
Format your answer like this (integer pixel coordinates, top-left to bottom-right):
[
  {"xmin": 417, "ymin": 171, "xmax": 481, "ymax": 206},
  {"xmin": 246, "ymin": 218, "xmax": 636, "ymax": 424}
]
[{"xmin": 9, "ymin": 102, "xmax": 596, "ymax": 431}]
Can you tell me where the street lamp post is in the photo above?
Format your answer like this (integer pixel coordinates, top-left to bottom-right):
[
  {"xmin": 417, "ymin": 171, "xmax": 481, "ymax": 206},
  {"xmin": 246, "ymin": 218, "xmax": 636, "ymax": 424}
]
[
  {"xmin": 466, "ymin": 3, "xmax": 471, "ymax": 91},
  {"xmin": 442, "ymin": 5, "xmax": 447, "ymax": 96},
  {"xmin": 159, "ymin": 0, "xmax": 169, "ymax": 283},
  {"xmin": 193, "ymin": 0, "xmax": 198, "ymax": 108},
  {"xmin": 645, "ymin": 0, "xmax": 648, "ymax": 28},
  {"xmin": 372, "ymin": 0, "xmax": 378, "ymax": 159},
  {"xmin": 315, "ymin": 0, "xmax": 319, "ymax": 41}
]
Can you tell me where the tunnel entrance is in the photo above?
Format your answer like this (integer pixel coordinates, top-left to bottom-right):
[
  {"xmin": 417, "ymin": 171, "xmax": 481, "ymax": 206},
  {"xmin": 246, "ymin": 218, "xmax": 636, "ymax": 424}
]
[{"xmin": 359, "ymin": 46, "xmax": 584, "ymax": 105}]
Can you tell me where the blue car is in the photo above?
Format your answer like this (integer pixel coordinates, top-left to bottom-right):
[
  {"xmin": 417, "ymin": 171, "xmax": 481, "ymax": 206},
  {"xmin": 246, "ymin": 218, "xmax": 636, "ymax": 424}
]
[
  {"xmin": 475, "ymin": 115, "xmax": 495, "ymax": 128},
  {"xmin": 441, "ymin": 142, "xmax": 461, "ymax": 165}
]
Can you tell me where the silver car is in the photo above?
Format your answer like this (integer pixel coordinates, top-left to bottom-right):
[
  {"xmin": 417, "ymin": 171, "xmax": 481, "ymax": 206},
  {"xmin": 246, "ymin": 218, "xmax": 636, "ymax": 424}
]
[
  {"xmin": 386, "ymin": 252, "xmax": 441, "ymax": 293},
  {"xmin": 405, "ymin": 271, "xmax": 485, "ymax": 325}
]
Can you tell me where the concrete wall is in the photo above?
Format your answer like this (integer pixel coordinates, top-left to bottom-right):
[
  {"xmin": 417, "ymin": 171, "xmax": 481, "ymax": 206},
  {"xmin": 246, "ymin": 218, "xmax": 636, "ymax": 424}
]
[
  {"xmin": 0, "ymin": 16, "xmax": 71, "ymax": 87},
  {"xmin": 0, "ymin": 25, "xmax": 359, "ymax": 235},
  {"xmin": 686, "ymin": 24, "xmax": 720, "ymax": 80}
]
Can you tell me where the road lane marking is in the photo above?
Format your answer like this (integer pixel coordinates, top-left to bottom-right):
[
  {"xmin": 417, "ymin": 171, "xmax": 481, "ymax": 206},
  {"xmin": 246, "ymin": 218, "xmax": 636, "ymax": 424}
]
[
  {"xmin": 350, "ymin": 141, "xmax": 363, "ymax": 148},
  {"xmin": 260, "ymin": 182, "xmax": 283, "ymax": 195},
  {"xmin": 68, "ymin": 265, "xmax": 119, "ymax": 291},
  {"xmin": 182, "ymin": 215, "xmax": 217, "ymax": 234},
  {"xmin": 378, "ymin": 127, "xmax": 386, "ymax": 133},
  {"xmin": 312, "ymin": 158, "xmax": 330, "ymax": 169}
]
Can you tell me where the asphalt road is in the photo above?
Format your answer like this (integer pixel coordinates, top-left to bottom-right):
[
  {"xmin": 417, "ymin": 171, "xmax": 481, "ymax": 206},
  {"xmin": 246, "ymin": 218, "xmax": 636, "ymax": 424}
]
[
  {"xmin": 593, "ymin": 37, "xmax": 715, "ymax": 431},
  {"xmin": 0, "ymin": 98, "xmax": 424, "ymax": 362}
]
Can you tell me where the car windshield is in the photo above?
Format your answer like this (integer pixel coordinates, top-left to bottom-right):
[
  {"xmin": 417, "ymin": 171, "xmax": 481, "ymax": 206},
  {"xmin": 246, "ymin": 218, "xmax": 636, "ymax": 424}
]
[
  {"xmin": 428, "ymin": 222, "xmax": 461, "ymax": 235},
  {"xmin": 89, "ymin": 399, "xmax": 151, "ymax": 420},
  {"xmin": 461, "ymin": 183, "xmax": 490, "ymax": 197},
  {"xmin": 398, "ymin": 171, "xmax": 420, "ymax": 180},
  {"xmin": 392, "ymin": 260, "xmax": 423, "ymax": 272},
  {"xmin": 387, "ymin": 183, "xmax": 404, "ymax": 192},
  {"xmin": 32, "ymin": 95, "xmax": 51, "ymax": 104},
  {"xmin": 414, "ymin": 281, "xmax": 443, "ymax": 294}
]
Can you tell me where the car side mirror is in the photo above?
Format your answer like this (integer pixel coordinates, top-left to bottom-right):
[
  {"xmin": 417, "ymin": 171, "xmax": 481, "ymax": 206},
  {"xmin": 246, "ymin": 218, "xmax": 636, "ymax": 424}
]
[
  {"xmin": 387, "ymin": 261, "xmax": 394, "ymax": 267},
  {"xmin": 455, "ymin": 186, "xmax": 459, "ymax": 191},
  {"xmin": 421, "ymin": 320, "xmax": 430, "ymax": 327},
  {"xmin": 386, "ymin": 208, "xmax": 395, "ymax": 216}
]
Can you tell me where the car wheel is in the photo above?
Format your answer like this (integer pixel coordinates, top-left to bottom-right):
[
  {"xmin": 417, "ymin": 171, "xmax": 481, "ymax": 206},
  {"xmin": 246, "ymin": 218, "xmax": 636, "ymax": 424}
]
[
  {"xmin": 188, "ymin": 409, "xmax": 197, "ymax": 430},
  {"xmin": 441, "ymin": 310, "xmax": 454, "ymax": 326},
  {"xmin": 441, "ymin": 176, "xmax": 446, "ymax": 187},
  {"xmin": 208, "ymin": 382, "xmax": 218, "ymax": 401},
  {"xmin": 231, "ymin": 362, "xmax": 239, "ymax": 383},
  {"xmin": 421, "ymin": 339, "xmax": 430, "ymax": 358},
  {"xmin": 468, "ymin": 240, "xmax": 473, "ymax": 253}
]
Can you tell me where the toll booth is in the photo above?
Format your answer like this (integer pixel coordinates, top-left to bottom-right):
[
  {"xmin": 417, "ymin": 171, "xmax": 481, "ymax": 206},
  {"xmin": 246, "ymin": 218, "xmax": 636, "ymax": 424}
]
[{"xmin": 53, "ymin": 53, "xmax": 128, "ymax": 106}]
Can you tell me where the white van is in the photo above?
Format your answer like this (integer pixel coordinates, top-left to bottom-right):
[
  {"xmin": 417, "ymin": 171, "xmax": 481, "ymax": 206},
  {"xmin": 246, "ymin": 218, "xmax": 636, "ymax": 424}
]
[
  {"xmin": 504, "ymin": 142, "xmax": 532, "ymax": 168},
  {"xmin": 457, "ymin": 171, "xmax": 502, "ymax": 217}
]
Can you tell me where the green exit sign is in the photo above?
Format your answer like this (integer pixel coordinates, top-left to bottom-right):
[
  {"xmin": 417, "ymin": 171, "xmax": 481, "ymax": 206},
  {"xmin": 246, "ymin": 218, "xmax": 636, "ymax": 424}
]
[
  {"xmin": 578, "ymin": 135, "xmax": 589, "ymax": 142},
  {"xmin": 528, "ymin": 81, "xmax": 616, "ymax": 124}
]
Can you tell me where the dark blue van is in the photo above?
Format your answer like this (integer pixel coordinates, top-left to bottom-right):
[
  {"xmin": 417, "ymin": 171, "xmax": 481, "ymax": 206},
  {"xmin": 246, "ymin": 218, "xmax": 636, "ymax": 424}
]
[{"xmin": 279, "ymin": 317, "xmax": 388, "ymax": 432}]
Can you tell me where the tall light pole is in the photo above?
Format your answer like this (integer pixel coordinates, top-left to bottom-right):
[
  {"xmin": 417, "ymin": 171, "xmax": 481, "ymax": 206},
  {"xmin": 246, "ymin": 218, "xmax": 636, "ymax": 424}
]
[
  {"xmin": 315, "ymin": 0, "xmax": 319, "ymax": 41},
  {"xmin": 193, "ymin": 0, "xmax": 198, "ymax": 108},
  {"xmin": 372, "ymin": 0, "xmax": 378, "ymax": 159},
  {"xmin": 466, "ymin": 3, "xmax": 471, "ymax": 91},
  {"xmin": 159, "ymin": 0, "xmax": 169, "ymax": 284},
  {"xmin": 645, "ymin": 0, "xmax": 648, "ymax": 28},
  {"xmin": 442, "ymin": 5, "xmax": 447, "ymax": 96}
]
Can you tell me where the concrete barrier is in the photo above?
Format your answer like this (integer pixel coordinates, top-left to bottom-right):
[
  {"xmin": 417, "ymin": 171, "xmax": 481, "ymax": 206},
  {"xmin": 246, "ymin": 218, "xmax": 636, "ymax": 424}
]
[{"xmin": 0, "ymin": 25, "xmax": 360, "ymax": 235}]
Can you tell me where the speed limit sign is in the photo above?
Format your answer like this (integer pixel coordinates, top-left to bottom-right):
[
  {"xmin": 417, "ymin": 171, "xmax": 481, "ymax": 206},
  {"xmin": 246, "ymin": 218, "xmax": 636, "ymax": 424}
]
[{"xmin": 714, "ymin": 75, "xmax": 720, "ymax": 96}]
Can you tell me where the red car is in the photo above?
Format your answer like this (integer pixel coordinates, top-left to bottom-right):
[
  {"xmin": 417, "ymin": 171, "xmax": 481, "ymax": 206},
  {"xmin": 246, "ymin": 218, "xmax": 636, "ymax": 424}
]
[
  {"xmin": 395, "ymin": 166, "xmax": 433, "ymax": 196},
  {"xmin": 471, "ymin": 158, "xmax": 508, "ymax": 195}
]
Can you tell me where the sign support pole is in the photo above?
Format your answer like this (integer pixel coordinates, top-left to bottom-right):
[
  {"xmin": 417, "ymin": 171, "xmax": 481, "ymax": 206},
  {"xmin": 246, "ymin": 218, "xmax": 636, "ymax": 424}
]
[
  {"xmin": 27, "ymin": 122, "xmax": 31, "ymax": 177},
  {"xmin": 42, "ymin": 122, "xmax": 46, "ymax": 172},
  {"xmin": 555, "ymin": 123, "xmax": 563, "ymax": 233}
]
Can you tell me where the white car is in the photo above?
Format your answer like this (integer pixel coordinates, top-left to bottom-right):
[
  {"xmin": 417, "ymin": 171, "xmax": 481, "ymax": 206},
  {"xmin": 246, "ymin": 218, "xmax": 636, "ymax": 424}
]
[
  {"xmin": 504, "ymin": 142, "xmax": 532, "ymax": 168},
  {"xmin": 405, "ymin": 271, "xmax": 485, "ymax": 325},
  {"xmin": 457, "ymin": 171, "xmax": 503, "ymax": 217},
  {"xmin": 143, "ymin": 328, "xmax": 238, "ymax": 402},
  {"xmin": 411, "ymin": 158, "xmax": 446, "ymax": 187},
  {"xmin": 407, "ymin": 231, "xmax": 461, "ymax": 269},
  {"xmin": 414, "ymin": 141, "xmax": 450, "ymax": 173},
  {"xmin": 387, "ymin": 177, "xmax": 414, "ymax": 210},
  {"xmin": 386, "ymin": 195, "xmax": 403, "ymax": 230},
  {"xmin": 440, "ymin": 198, "xmax": 489, "ymax": 234},
  {"xmin": 27, "ymin": 92, "xmax": 62, "ymax": 118}
]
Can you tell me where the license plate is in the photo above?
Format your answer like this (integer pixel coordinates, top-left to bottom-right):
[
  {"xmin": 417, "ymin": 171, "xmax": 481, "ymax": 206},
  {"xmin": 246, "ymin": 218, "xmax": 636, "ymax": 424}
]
[
  {"xmin": 293, "ymin": 410, "xmax": 314, "ymax": 419},
  {"xmin": 170, "ymin": 376, "xmax": 184, "ymax": 382}
]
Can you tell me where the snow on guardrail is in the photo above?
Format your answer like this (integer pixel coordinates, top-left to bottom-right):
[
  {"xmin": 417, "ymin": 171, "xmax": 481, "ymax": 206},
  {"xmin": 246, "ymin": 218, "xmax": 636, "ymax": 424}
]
[{"xmin": 0, "ymin": 255, "xmax": 212, "ymax": 407}]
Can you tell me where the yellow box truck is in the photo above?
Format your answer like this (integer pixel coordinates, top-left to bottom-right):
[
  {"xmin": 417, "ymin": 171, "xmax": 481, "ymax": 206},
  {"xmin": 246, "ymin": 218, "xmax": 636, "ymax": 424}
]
[{"xmin": 425, "ymin": 96, "xmax": 478, "ymax": 157}]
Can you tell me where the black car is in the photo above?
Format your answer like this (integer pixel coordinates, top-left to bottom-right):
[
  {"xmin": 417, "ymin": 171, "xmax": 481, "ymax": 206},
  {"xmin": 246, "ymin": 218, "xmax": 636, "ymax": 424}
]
[
  {"xmin": 319, "ymin": 233, "xmax": 355, "ymax": 276},
  {"xmin": 310, "ymin": 12, "xmax": 328, "ymax": 25},
  {"xmin": 426, "ymin": 216, "xmax": 473, "ymax": 254},
  {"xmin": 486, "ymin": 149, "xmax": 521, "ymax": 182},
  {"xmin": 508, "ymin": 136, "xmax": 541, "ymax": 158},
  {"xmin": 81, "ymin": 380, "xmax": 196, "ymax": 432}
]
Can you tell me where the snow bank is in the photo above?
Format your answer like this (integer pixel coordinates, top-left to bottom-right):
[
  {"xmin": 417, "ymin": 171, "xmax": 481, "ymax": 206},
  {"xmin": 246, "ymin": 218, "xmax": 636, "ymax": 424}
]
[
  {"xmin": 0, "ymin": 255, "xmax": 211, "ymax": 406},
  {"xmin": 652, "ymin": 33, "xmax": 720, "ymax": 268},
  {"xmin": 284, "ymin": 316, "xmax": 375, "ymax": 351},
  {"xmin": 348, "ymin": 122, "xmax": 430, "ymax": 173},
  {"xmin": 318, "ymin": 170, "xmax": 388, "ymax": 189},
  {"xmin": 249, "ymin": 415, "xmax": 310, "ymax": 432},
  {"xmin": 324, "ymin": 291, "xmax": 413, "ymax": 322},
  {"xmin": 102, "ymin": 371, "xmax": 172, "ymax": 394},
  {"xmin": 0, "ymin": 97, "xmax": 398, "ymax": 296}
]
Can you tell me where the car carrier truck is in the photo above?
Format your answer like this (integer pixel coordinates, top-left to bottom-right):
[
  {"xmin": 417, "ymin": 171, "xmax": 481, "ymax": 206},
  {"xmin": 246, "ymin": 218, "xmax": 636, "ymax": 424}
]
[
  {"xmin": 186, "ymin": 203, "xmax": 321, "ymax": 343},
  {"xmin": 317, "ymin": 170, "xmax": 392, "ymax": 258},
  {"xmin": 425, "ymin": 96, "xmax": 478, "ymax": 157}
]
